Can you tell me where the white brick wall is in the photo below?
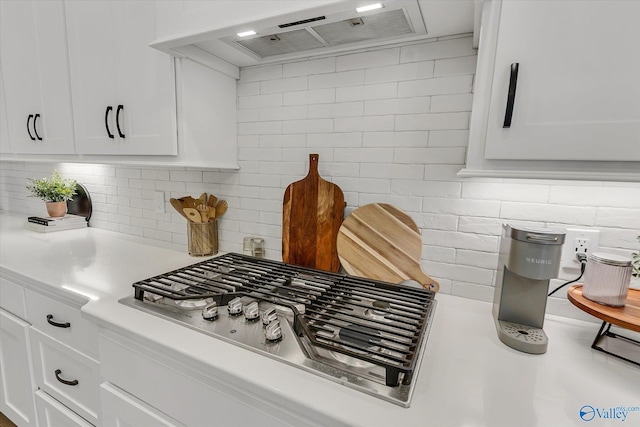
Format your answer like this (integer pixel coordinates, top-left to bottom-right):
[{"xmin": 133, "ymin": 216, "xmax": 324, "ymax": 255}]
[{"xmin": 1, "ymin": 35, "xmax": 639, "ymax": 322}]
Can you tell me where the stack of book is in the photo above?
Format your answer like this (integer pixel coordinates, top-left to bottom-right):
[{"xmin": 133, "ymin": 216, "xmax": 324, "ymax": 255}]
[{"xmin": 24, "ymin": 214, "xmax": 88, "ymax": 233}]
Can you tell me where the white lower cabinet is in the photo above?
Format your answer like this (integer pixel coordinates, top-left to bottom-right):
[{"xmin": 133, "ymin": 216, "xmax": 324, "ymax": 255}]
[
  {"xmin": 100, "ymin": 382, "xmax": 185, "ymax": 427},
  {"xmin": 30, "ymin": 327, "xmax": 101, "ymax": 425},
  {"xmin": 99, "ymin": 331, "xmax": 319, "ymax": 427},
  {"xmin": 0, "ymin": 309, "xmax": 37, "ymax": 427},
  {"xmin": 34, "ymin": 390, "xmax": 93, "ymax": 427}
]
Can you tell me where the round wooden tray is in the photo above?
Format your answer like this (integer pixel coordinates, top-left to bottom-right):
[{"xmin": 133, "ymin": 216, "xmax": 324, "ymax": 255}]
[{"xmin": 567, "ymin": 285, "xmax": 640, "ymax": 333}]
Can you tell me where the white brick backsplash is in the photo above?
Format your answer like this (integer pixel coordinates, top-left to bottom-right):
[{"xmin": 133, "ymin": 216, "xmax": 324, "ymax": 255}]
[
  {"xmin": 237, "ymin": 121, "xmax": 282, "ymax": 135},
  {"xmin": 237, "ymin": 109, "xmax": 260, "ymax": 122},
  {"xmin": 261, "ymin": 76, "xmax": 308, "ymax": 94},
  {"xmin": 309, "ymin": 70, "xmax": 364, "ymax": 89},
  {"xmin": 169, "ymin": 170, "xmax": 203, "ymax": 182},
  {"xmin": 333, "ymin": 148, "xmax": 393, "ymax": 163},
  {"xmin": 428, "ymin": 130, "xmax": 469, "ymax": 147},
  {"xmin": 364, "ymin": 61, "xmax": 434, "ymax": 84},
  {"xmin": 364, "ymin": 97, "xmax": 430, "ymax": 116},
  {"xmin": 239, "ymin": 64, "xmax": 283, "ymax": 82},
  {"xmin": 595, "ymin": 207, "xmax": 640, "ymax": 229},
  {"xmin": 500, "ymin": 202, "xmax": 597, "ymax": 225},
  {"xmin": 334, "ymin": 115, "xmax": 395, "ymax": 132},
  {"xmin": 238, "ymin": 93, "xmax": 282, "ymax": 109},
  {"xmin": 336, "ymin": 83, "xmax": 398, "ymax": 102},
  {"xmin": 357, "ymin": 194, "xmax": 423, "ymax": 212},
  {"xmin": 422, "ymin": 198, "xmax": 501, "ymax": 217},
  {"xmin": 461, "ymin": 182, "xmax": 550, "ymax": 203},
  {"xmin": 308, "ymin": 102, "xmax": 364, "ymax": 119},
  {"xmin": 549, "ymin": 186, "xmax": 640, "ymax": 208},
  {"xmin": 434, "ymin": 56, "xmax": 478, "ymax": 77},
  {"xmin": 2, "ymin": 36, "xmax": 638, "ymax": 321},
  {"xmin": 259, "ymin": 106, "xmax": 307, "ymax": 122},
  {"xmin": 307, "ymin": 132, "xmax": 362, "ymax": 148},
  {"xmin": 260, "ymin": 134, "xmax": 306, "ymax": 148},
  {"xmin": 413, "ymin": 213, "xmax": 458, "ymax": 230},
  {"xmin": 283, "ymin": 88, "xmax": 335, "ymax": 106},
  {"xmin": 282, "ymin": 119, "xmax": 334, "ymax": 134},
  {"xmin": 363, "ymin": 131, "xmax": 429, "ymax": 147},
  {"xmin": 283, "ymin": 57, "xmax": 336, "ymax": 77},
  {"xmin": 456, "ymin": 250, "xmax": 499, "ymax": 269},
  {"xmin": 360, "ymin": 163, "xmax": 424, "ymax": 180},
  {"xmin": 430, "ymin": 94, "xmax": 473, "ymax": 112},
  {"xmin": 395, "ymin": 112, "xmax": 470, "ymax": 131},
  {"xmin": 424, "ymin": 165, "xmax": 464, "ymax": 181},
  {"xmin": 398, "ymin": 75, "xmax": 473, "ymax": 97},
  {"xmin": 336, "ymin": 48, "xmax": 400, "ymax": 71},
  {"xmin": 457, "ymin": 217, "xmax": 505, "ymax": 236},
  {"xmin": 394, "ymin": 147, "xmax": 466, "ymax": 165},
  {"xmin": 237, "ymin": 82, "xmax": 260, "ymax": 96},
  {"xmin": 400, "ymin": 37, "xmax": 476, "ymax": 63}
]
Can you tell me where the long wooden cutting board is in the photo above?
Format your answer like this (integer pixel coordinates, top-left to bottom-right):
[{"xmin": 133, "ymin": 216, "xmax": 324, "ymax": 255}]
[
  {"xmin": 336, "ymin": 203, "xmax": 440, "ymax": 292},
  {"xmin": 282, "ymin": 154, "xmax": 345, "ymax": 272}
]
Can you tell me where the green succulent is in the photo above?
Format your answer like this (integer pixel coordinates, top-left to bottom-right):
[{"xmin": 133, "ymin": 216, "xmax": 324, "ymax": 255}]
[{"xmin": 26, "ymin": 170, "xmax": 77, "ymax": 202}]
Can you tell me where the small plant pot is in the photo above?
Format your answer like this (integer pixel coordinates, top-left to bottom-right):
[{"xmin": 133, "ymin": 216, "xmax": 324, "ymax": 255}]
[{"xmin": 46, "ymin": 201, "xmax": 67, "ymax": 217}]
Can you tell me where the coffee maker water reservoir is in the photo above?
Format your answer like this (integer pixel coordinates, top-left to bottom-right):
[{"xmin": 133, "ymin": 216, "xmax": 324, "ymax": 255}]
[{"xmin": 493, "ymin": 224, "xmax": 565, "ymax": 354}]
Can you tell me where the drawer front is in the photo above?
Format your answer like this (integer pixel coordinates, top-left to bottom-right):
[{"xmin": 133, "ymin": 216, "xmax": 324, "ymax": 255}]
[
  {"xmin": 35, "ymin": 390, "xmax": 94, "ymax": 427},
  {"xmin": 30, "ymin": 328, "xmax": 100, "ymax": 425},
  {"xmin": 25, "ymin": 288, "xmax": 98, "ymax": 357},
  {"xmin": 0, "ymin": 277, "xmax": 27, "ymax": 319},
  {"xmin": 101, "ymin": 382, "xmax": 186, "ymax": 427}
]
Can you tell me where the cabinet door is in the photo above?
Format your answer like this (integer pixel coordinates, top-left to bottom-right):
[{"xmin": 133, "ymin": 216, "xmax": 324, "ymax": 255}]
[
  {"xmin": 0, "ymin": 73, "xmax": 11, "ymax": 154},
  {"xmin": 484, "ymin": 1, "xmax": 640, "ymax": 161},
  {"xmin": 101, "ymin": 382, "xmax": 186, "ymax": 427},
  {"xmin": 0, "ymin": 0, "xmax": 75, "ymax": 155},
  {"xmin": 34, "ymin": 390, "xmax": 93, "ymax": 427},
  {"xmin": 0, "ymin": 309, "xmax": 37, "ymax": 427},
  {"xmin": 66, "ymin": 0, "xmax": 177, "ymax": 156}
]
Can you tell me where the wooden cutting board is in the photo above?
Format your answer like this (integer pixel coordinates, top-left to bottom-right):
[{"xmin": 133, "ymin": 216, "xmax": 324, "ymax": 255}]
[
  {"xmin": 336, "ymin": 203, "xmax": 440, "ymax": 292},
  {"xmin": 282, "ymin": 154, "xmax": 345, "ymax": 272}
]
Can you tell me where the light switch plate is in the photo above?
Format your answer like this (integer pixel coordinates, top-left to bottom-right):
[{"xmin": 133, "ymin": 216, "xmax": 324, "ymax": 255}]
[{"xmin": 154, "ymin": 191, "xmax": 165, "ymax": 214}]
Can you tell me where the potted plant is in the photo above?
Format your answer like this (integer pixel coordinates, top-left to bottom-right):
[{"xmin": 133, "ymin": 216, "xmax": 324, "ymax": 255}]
[{"xmin": 26, "ymin": 170, "xmax": 77, "ymax": 217}]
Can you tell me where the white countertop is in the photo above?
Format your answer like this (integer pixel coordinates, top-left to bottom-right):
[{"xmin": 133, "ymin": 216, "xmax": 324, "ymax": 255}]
[{"xmin": 1, "ymin": 213, "xmax": 639, "ymax": 427}]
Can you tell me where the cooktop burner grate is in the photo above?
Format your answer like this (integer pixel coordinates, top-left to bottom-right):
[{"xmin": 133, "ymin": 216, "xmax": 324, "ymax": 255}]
[{"xmin": 131, "ymin": 252, "xmax": 435, "ymax": 389}]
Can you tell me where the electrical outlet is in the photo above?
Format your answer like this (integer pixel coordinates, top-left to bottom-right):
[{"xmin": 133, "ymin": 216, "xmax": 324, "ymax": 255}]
[
  {"xmin": 560, "ymin": 228, "xmax": 600, "ymax": 271},
  {"xmin": 154, "ymin": 191, "xmax": 165, "ymax": 214}
]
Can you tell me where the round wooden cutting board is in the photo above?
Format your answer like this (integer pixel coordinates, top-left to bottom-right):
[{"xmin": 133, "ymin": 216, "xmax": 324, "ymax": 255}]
[{"xmin": 336, "ymin": 203, "xmax": 439, "ymax": 292}]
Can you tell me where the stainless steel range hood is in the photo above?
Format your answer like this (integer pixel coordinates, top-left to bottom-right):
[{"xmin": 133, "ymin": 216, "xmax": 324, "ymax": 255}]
[{"xmin": 150, "ymin": 0, "xmax": 477, "ymax": 79}]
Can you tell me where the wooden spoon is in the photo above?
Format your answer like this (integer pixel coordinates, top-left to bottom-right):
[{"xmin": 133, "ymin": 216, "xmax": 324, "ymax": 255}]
[
  {"xmin": 207, "ymin": 194, "xmax": 218, "ymax": 208},
  {"xmin": 214, "ymin": 200, "xmax": 228, "ymax": 218},
  {"xmin": 178, "ymin": 196, "xmax": 197, "ymax": 208},
  {"xmin": 183, "ymin": 208, "xmax": 202, "ymax": 223},
  {"xmin": 198, "ymin": 192, "xmax": 207, "ymax": 205},
  {"xmin": 169, "ymin": 198, "xmax": 191, "ymax": 221}
]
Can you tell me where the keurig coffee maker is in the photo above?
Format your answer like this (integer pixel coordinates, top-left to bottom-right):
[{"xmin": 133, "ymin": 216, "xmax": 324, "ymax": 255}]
[{"xmin": 493, "ymin": 224, "xmax": 565, "ymax": 354}]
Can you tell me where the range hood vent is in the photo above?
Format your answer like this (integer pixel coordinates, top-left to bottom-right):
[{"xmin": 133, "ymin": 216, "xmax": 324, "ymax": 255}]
[
  {"xmin": 149, "ymin": 0, "xmax": 480, "ymax": 77},
  {"xmin": 278, "ymin": 16, "xmax": 326, "ymax": 29},
  {"xmin": 222, "ymin": 2, "xmax": 426, "ymax": 60}
]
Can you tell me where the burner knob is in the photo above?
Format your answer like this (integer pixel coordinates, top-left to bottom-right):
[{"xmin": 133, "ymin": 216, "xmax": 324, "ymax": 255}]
[
  {"xmin": 265, "ymin": 320, "xmax": 282, "ymax": 342},
  {"xmin": 228, "ymin": 297, "xmax": 243, "ymax": 316},
  {"xmin": 261, "ymin": 307, "xmax": 277, "ymax": 326},
  {"xmin": 202, "ymin": 302, "xmax": 218, "ymax": 320},
  {"xmin": 244, "ymin": 301, "xmax": 260, "ymax": 321}
]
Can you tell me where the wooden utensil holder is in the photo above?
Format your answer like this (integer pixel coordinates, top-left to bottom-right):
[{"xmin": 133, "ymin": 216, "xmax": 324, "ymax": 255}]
[{"xmin": 187, "ymin": 220, "xmax": 218, "ymax": 257}]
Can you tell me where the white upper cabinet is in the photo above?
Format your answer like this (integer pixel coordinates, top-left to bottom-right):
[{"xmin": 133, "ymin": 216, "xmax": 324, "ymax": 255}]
[
  {"xmin": 65, "ymin": 0, "xmax": 177, "ymax": 156},
  {"xmin": 0, "ymin": 0, "xmax": 76, "ymax": 155},
  {"xmin": 463, "ymin": 0, "xmax": 640, "ymax": 181},
  {"xmin": 0, "ymin": 73, "xmax": 12, "ymax": 154}
]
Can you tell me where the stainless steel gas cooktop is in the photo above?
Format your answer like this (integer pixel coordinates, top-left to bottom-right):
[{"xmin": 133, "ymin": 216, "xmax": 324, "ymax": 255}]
[{"xmin": 119, "ymin": 252, "xmax": 436, "ymax": 407}]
